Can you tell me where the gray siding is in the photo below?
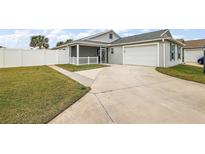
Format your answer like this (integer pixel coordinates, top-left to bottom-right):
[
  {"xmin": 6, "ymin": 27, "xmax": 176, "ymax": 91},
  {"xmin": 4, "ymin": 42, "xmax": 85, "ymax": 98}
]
[
  {"xmin": 108, "ymin": 46, "xmax": 123, "ymax": 64},
  {"xmin": 89, "ymin": 31, "xmax": 120, "ymax": 43},
  {"xmin": 158, "ymin": 41, "xmax": 164, "ymax": 67},
  {"xmin": 165, "ymin": 40, "xmax": 182, "ymax": 67}
]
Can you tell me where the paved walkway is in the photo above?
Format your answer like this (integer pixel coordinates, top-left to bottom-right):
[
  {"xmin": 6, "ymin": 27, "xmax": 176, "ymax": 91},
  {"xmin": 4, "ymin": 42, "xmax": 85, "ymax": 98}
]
[
  {"xmin": 49, "ymin": 65, "xmax": 94, "ymax": 87},
  {"xmin": 49, "ymin": 65, "xmax": 205, "ymax": 124}
]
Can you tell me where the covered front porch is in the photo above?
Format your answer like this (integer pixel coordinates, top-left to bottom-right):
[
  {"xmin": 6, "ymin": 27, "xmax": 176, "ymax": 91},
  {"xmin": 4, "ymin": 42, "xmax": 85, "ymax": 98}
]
[{"xmin": 68, "ymin": 44, "xmax": 108, "ymax": 65}]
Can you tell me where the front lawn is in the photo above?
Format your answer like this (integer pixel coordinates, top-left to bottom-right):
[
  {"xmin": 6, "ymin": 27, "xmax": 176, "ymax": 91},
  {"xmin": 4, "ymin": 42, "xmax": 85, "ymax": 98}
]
[
  {"xmin": 0, "ymin": 66, "xmax": 89, "ymax": 124},
  {"xmin": 156, "ymin": 64, "xmax": 205, "ymax": 84},
  {"xmin": 57, "ymin": 64, "xmax": 108, "ymax": 72}
]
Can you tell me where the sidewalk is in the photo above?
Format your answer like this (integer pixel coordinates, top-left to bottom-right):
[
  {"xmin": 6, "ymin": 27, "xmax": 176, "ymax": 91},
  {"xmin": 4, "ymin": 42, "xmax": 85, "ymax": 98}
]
[{"xmin": 49, "ymin": 65, "xmax": 94, "ymax": 87}]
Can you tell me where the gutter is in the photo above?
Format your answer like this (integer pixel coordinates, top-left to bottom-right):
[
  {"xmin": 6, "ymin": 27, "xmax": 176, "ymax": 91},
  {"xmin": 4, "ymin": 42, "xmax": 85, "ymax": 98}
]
[
  {"xmin": 108, "ymin": 37, "xmax": 185, "ymax": 47},
  {"xmin": 165, "ymin": 37, "xmax": 186, "ymax": 46},
  {"xmin": 52, "ymin": 41, "xmax": 108, "ymax": 49},
  {"xmin": 183, "ymin": 47, "xmax": 205, "ymax": 49},
  {"xmin": 108, "ymin": 38, "xmax": 163, "ymax": 47}
]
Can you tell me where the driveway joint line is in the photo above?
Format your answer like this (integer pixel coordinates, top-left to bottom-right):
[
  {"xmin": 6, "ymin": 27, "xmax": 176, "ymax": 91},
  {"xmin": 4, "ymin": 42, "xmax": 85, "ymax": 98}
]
[
  {"xmin": 93, "ymin": 94, "xmax": 115, "ymax": 124},
  {"xmin": 91, "ymin": 79, "xmax": 176, "ymax": 94}
]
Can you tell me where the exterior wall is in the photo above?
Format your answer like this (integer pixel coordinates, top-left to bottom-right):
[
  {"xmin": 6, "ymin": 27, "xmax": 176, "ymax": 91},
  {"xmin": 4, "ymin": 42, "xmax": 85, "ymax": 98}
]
[
  {"xmin": 184, "ymin": 48, "xmax": 204, "ymax": 63},
  {"xmin": 165, "ymin": 40, "xmax": 182, "ymax": 67},
  {"xmin": 158, "ymin": 41, "xmax": 164, "ymax": 67},
  {"xmin": 89, "ymin": 31, "xmax": 120, "ymax": 43},
  {"xmin": 108, "ymin": 46, "xmax": 123, "ymax": 64},
  {"xmin": 0, "ymin": 48, "xmax": 69, "ymax": 68},
  {"xmin": 79, "ymin": 46, "xmax": 98, "ymax": 57}
]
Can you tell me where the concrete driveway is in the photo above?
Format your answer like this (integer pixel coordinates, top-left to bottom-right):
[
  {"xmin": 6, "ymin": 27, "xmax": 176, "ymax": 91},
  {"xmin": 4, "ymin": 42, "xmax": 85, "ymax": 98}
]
[{"xmin": 50, "ymin": 65, "xmax": 205, "ymax": 124}]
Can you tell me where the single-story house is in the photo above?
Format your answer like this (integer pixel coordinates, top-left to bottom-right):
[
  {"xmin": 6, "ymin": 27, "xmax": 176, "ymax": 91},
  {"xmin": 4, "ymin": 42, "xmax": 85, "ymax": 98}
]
[
  {"xmin": 183, "ymin": 39, "xmax": 205, "ymax": 63},
  {"xmin": 53, "ymin": 29, "xmax": 185, "ymax": 67}
]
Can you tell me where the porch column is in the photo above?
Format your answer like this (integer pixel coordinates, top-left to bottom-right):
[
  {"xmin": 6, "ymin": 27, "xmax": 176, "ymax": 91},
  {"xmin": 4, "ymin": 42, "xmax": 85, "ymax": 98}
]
[
  {"xmin": 99, "ymin": 47, "xmax": 102, "ymax": 64},
  {"xmin": 67, "ymin": 46, "xmax": 71, "ymax": 64},
  {"xmin": 76, "ymin": 44, "xmax": 79, "ymax": 65}
]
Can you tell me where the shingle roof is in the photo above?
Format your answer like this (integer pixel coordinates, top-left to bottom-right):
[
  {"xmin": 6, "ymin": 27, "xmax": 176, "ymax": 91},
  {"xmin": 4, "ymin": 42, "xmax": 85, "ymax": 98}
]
[
  {"xmin": 52, "ymin": 29, "xmax": 182, "ymax": 50},
  {"xmin": 111, "ymin": 29, "xmax": 171, "ymax": 44},
  {"xmin": 184, "ymin": 39, "xmax": 205, "ymax": 49}
]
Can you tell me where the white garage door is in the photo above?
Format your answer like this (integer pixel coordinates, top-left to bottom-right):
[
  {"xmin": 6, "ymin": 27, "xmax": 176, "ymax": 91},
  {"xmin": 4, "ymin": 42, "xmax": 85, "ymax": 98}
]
[
  {"xmin": 184, "ymin": 49, "xmax": 203, "ymax": 63},
  {"xmin": 124, "ymin": 44, "xmax": 158, "ymax": 66}
]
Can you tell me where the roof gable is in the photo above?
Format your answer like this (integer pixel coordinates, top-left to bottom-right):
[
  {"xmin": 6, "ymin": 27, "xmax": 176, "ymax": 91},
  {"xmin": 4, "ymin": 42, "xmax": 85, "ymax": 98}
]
[
  {"xmin": 160, "ymin": 29, "xmax": 172, "ymax": 38},
  {"xmin": 80, "ymin": 30, "xmax": 120, "ymax": 43},
  {"xmin": 79, "ymin": 30, "xmax": 120, "ymax": 41}
]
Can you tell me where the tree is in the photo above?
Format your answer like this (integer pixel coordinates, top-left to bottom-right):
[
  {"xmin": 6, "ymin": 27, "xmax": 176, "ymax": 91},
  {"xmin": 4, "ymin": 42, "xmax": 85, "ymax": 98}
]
[
  {"xmin": 56, "ymin": 39, "xmax": 73, "ymax": 47},
  {"xmin": 56, "ymin": 41, "xmax": 64, "ymax": 47},
  {"xmin": 29, "ymin": 35, "xmax": 49, "ymax": 49},
  {"xmin": 64, "ymin": 39, "xmax": 73, "ymax": 44}
]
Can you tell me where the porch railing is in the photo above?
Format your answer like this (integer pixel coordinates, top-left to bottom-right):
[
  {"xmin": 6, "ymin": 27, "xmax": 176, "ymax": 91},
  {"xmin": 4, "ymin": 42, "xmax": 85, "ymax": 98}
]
[{"xmin": 70, "ymin": 57, "xmax": 98, "ymax": 65}]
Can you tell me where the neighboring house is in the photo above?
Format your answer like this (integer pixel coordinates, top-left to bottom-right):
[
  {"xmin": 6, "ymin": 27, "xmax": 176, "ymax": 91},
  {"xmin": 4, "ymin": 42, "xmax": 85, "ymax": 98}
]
[
  {"xmin": 53, "ymin": 29, "xmax": 184, "ymax": 67},
  {"xmin": 183, "ymin": 39, "xmax": 205, "ymax": 63}
]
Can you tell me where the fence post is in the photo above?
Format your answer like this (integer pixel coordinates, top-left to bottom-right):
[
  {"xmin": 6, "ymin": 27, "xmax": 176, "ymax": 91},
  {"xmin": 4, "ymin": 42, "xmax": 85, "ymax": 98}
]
[
  {"xmin": 88, "ymin": 56, "xmax": 90, "ymax": 65},
  {"xmin": 3, "ymin": 49, "xmax": 5, "ymax": 67},
  {"xmin": 57, "ymin": 51, "xmax": 59, "ymax": 64},
  {"xmin": 21, "ymin": 50, "xmax": 23, "ymax": 66}
]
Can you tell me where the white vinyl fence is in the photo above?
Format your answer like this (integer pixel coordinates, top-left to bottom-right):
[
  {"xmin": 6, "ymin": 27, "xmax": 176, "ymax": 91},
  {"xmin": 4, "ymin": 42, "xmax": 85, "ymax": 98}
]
[{"xmin": 0, "ymin": 48, "xmax": 69, "ymax": 68}]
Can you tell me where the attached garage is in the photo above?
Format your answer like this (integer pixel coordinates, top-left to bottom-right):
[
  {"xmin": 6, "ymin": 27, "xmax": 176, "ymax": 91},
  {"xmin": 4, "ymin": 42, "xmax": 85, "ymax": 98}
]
[
  {"xmin": 123, "ymin": 43, "xmax": 159, "ymax": 67},
  {"xmin": 183, "ymin": 39, "xmax": 205, "ymax": 63},
  {"xmin": 184, "ymin": 49, "xmax": 203, "ymax": 63}
]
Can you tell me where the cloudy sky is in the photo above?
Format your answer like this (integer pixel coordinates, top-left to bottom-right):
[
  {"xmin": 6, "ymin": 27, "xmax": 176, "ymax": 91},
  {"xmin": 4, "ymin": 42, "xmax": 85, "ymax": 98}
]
[{"xmin": 0, "ymin": 29, "xmax": 205, "ymax": 48}]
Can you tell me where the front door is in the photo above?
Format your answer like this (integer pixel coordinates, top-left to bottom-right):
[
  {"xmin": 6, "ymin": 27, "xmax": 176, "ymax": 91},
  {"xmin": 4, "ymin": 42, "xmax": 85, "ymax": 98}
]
[
  {"xmin": 97, "ymin": 48, "xmax": 107, "ymax": 64},
  {"xmin": 101, "ymin": 48, "xmax": 106, "ymax": 63}
]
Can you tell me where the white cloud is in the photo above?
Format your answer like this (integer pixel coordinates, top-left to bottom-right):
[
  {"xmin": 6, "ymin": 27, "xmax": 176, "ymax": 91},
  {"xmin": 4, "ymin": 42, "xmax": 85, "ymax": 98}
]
[
  {"xmin": 173, "ymin": 34, "xmax": 184, "ymax": 39},
  {"xmin": 114, "ymin": 29, "xmax": 129, "ymax": 34},
  {"xmin": 121, "ymin": 33, "xmax": 135, "ymax": 37},
  {"xmin": 0, "ymin": 29, "xmax": 137, "ymax": 48},
  {"xmin": 74, "ymin": 29, "xmax": 106, "ymax": 39},
  {"xmin": 141, "ymin": 29, "xmax": 151, "ymax": 33},
  {"xmin": 46, "ymin": 29, "xmax": 107, "ymax": 45},
  {"xmin": 0, "ymin": 30, "xmax": 35, "ymax": 48}
]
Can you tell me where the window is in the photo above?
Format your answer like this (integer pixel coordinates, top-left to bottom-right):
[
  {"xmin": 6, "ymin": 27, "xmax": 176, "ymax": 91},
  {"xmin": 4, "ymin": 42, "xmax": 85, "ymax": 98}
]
[
  {"xmin": 111, "ymin": 48, "xmax": 114, "ymax": 54},
  {"xmin": 170, "ymin": 43, "xmax": 175, "ymax": 61},
  {"xmin": 109, "ymin": 33, "xmax": 113, "ymax": 39},
  {"xmin": 177, "ymin": 46, "xmax": 181, "ymax": 59}
]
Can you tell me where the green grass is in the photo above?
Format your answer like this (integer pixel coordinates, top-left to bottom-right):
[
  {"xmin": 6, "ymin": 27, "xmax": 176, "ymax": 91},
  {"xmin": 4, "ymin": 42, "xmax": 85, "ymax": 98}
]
[
  {"xmin": 156, "ymin": 64, "xmax": 205, "ymax": 84},
  {"xmin": 57, "ymin": 64, "xmax": 108, "ymax": 72},
  {"xmin": 0, "ymin": 66, "xmax": 90, "ymax": 124}
]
